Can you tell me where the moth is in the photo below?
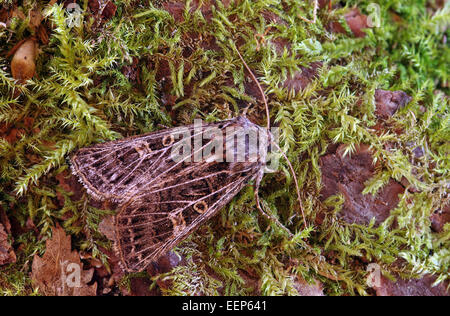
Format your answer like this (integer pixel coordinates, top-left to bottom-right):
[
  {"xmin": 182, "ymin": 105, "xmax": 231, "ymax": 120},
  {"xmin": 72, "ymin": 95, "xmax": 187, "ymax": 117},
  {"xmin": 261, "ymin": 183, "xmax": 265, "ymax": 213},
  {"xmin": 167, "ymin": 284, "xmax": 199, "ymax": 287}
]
[{"xmin": 71, "ymin": 116, "xmax": 284, "ymax": 272}]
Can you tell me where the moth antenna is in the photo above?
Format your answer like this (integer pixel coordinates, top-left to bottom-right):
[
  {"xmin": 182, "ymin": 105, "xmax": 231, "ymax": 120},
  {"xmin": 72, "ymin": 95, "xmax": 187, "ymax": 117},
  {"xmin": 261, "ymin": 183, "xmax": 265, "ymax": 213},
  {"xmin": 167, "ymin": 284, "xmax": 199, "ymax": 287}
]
[
  {"xmin": 298, "ymin": 0, "xmax": 318, "ymax": 24},
  {"xmin": 234, "ymin": 46, "xmax": 308, "ymax": 230},
  {"xmin": 234, "ymin": 47, "xmax": 271, "ymax": 131}
]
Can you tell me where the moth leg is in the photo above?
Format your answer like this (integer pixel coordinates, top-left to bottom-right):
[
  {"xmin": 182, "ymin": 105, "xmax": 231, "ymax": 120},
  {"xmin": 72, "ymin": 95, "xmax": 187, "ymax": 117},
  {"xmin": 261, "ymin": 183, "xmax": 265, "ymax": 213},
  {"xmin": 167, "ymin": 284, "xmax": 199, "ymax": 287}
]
[{"xmin": 254, "ymin": 172, "xmax": 294, "ymax": 238}]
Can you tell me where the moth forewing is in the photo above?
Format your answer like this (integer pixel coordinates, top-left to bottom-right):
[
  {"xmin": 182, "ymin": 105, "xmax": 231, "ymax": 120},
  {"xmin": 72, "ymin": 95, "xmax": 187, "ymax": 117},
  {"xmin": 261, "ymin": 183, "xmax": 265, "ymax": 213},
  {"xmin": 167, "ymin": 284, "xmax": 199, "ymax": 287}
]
[{"xmin": 202, "ymin": 126, "xmax": 224, "ymax": 163}]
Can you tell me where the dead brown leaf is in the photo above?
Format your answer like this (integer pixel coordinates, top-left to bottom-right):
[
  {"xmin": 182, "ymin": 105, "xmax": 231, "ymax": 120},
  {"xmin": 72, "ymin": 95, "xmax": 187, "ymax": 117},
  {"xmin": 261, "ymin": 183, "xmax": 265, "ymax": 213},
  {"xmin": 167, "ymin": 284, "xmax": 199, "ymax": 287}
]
[
  {"xmin": 375, "ymin": 89, "xmax": 412, "ymax": 119},
  {"xmin": 121, "ymin": 56, "xmax": 141, "ymax": 85},
  {"xmin": 31, "ymin": 226, "xmax": 97, "ymax": 296},
  {"xmin": 88, "ymin": 0, "xmax": 117, "ymax": 23},
  {"xmin": 11, "ymin": 8, "xmax": 26, "ymax": 21},
  {"xmin": 293, "ymin": 278, "xmax": 325, "ymax": 296},
  {"xmin": 11, "ymin": 38, "xmax": 38, "ymax": 83},
  {"xmin": 431, "ymin": 203, "xmax": 450, "ymax": 233},
  {"xmin": 0, "ymin": 223, "xmax": 16, "ymax": 266},
  {"xmin": 374, "ymin": 274, "xmax": 449, "ymax": 296},
  {"xmin": 0, "ymin": 123, "xmax": 24, "ymax": 144},
  {"xmin": 98, "ymin": 216, "xmax": 116, "ymax": 242},
  {"xmin": 328, "ymin": 8, "xmax": 370, "ymax": 38},
  {"xmin": 344, "ymin": 8, "xmax": 370, "ymax": 38},
  {"xmin": 56, "ymin": 169, "xmax": 84, "ymax": 201},
  {"xmin": 319, "ymin": 144, "xmax": 405, "ymax": 226},
  {"xmin": 282, "ymin": 62, "xmax": 322, "ymax": 93},
  {"xmin": 0, "ymin": 207, "xmax": 16, "ymax": 266},
  {"xmin": 37, "ymin": 23, "xmax": 50, "ymax": 45},
  {"xmin": 102, "ymin": 1, "xmax": 117, "ymax": 20}
]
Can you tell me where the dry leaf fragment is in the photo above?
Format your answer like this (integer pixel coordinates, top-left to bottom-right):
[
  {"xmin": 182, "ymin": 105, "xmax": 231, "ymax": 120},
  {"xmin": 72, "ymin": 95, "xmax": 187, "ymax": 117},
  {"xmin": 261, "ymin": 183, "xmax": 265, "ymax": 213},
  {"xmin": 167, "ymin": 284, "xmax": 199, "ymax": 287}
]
[
  {"xmin": 11, "ymin": 38, "xmax": 38, "ymax": 83},
  {"xmin": 37, "ymin": 23, "xmax": 49, "ymax": 45},
  {"xmin": 374, "ymin": 274, "xmax": 449, "ymax": 296},
  {"xmin": 98, "ymin": 216, "xmax": 116, "ymax": 242},
  {"xmin": 282, "ymin": 62, "xmax": 322, "ymax": 93},
  {"xmin": 375, "ymin": 89, "xmax": 412, "ymax": 119},
  {"xmin": 0, "ymin": 208, "xmax": 16, "ymax": 266},
  {"xmin": 55, "ymin": 170, "xmax": 84, "ymax": 201},
  {"xmin": 293, "ymin": 278, "xmax": 325, "ymax": 296},
  {"xmin": 31, "ymin": 226, "xmax": 97, "ymax": 296},
  {"xmin": 319, "ymin": 144, "xmax": 405, "ymax": 226},
  {"xmin": 344, "ymin": 8, "xmax": 370, "ymax": 38},
  {"xmin": 431, "ymin": 203, "xmax": 450, "ymax": 233},
  {"xmin": 11, "ymin": 8, "xmax": 26, "ymax": 21},
  {"xmin": 0, "ymin": 223, "xmax": 16, "ymax": 266},
  {"xmin": 328, "ymin": 8, "xmax": 370, "ymax": 38},
  {"xmin": 102, "ymin": 1, "xmax": 117, "ymax": 20},
  {"xmin": 88, "ymin": 0, "xmax": 117, "ymax": 22}
]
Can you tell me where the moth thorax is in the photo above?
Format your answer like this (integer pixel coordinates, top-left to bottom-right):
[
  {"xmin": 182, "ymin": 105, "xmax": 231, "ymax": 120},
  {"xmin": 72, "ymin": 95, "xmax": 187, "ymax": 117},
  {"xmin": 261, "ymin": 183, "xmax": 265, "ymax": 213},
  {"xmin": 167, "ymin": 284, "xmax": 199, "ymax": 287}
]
[{"xmin": 225, "ymin": 125, "xmax": 270, "ymax": 164}]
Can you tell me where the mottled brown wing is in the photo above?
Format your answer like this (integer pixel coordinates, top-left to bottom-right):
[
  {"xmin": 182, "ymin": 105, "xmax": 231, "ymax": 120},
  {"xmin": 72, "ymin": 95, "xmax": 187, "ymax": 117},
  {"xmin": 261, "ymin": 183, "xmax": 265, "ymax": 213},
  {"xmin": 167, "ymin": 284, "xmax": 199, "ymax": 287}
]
[
  {"xmin": 70, "ymin": 119, "xmax": 238, "ymax": 202},
  {"xmin": 115, "ymin": 159, "xmax": 261, "ymax": 272}
]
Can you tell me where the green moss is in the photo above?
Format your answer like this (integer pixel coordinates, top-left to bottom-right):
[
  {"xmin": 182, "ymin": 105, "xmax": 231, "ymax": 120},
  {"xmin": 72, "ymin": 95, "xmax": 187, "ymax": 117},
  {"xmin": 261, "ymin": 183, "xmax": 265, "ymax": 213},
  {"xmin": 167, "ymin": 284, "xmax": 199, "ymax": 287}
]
[{"xmin": 0, "ymin": 0, "xmax": 449, "ymax": 295}]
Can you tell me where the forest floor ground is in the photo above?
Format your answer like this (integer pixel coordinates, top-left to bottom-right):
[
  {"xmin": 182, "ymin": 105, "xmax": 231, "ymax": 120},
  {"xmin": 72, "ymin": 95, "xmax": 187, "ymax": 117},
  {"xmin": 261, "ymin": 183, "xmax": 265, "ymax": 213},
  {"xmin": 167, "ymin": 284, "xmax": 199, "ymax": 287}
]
[{"xmin": 0, "ymin": 0, "xmax": 448, "ymax": 296}]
